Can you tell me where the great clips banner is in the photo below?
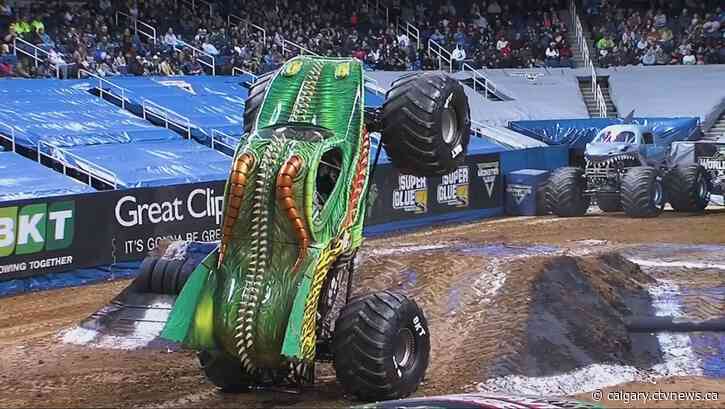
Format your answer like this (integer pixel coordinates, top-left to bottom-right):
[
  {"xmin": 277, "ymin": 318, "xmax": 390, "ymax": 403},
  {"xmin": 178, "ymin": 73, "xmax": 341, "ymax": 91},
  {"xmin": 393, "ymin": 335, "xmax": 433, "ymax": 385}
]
[{"xmin": 0, "ymin": 181, "xmax": 226, "ymax": 280}]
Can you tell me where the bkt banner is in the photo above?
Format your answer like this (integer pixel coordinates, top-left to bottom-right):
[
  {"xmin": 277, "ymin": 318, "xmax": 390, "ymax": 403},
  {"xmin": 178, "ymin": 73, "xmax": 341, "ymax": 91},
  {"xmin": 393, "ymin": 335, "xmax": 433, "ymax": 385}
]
[{"xmin": 0, "ymin": 181, "xmax": 226, "ymax": 280}]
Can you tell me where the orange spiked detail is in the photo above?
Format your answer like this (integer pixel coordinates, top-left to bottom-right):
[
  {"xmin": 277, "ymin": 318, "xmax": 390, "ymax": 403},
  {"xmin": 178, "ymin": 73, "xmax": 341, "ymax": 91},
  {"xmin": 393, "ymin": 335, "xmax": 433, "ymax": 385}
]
[
  {"xmin": 218, "ymin": 153, "xmax": 255, "ymax": 268},
  {"xmin": 276, "ymin": 155, "xmax": 309, "ymax": 273},
  {"xmin": 342, "ymin": 130, "xmax": 371, "ymax": 228}
]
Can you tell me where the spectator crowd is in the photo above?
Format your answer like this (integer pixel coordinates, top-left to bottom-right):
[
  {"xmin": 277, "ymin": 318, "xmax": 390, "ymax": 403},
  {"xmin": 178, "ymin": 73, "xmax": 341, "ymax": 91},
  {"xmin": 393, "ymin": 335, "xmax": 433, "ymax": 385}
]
[{"xmin": 0, "ymin": 0, "xmax": 723, "ymax": 79}]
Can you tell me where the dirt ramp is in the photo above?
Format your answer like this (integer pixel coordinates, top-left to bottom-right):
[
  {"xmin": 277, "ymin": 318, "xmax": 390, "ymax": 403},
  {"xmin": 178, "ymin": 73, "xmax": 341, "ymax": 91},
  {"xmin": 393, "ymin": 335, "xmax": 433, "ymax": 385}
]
[{"xmin": 448, "ymin": 253, "xmax": 657, "ymax": 390}]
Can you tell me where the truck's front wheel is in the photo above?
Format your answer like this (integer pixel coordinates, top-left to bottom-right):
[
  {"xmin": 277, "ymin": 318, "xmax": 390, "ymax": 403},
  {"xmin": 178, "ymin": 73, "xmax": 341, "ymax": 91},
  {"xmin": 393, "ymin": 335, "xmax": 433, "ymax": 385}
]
[
  {"xmin": 545, "ymin": 167, "xmax": 590, "ymax": 217},
  {"xmin": 621, "ymin": 167, "xmax": 665, "ymax": 218},
  {"xmin": 332, "ymin": 291, "xmax": 430, "ymax": 401}
]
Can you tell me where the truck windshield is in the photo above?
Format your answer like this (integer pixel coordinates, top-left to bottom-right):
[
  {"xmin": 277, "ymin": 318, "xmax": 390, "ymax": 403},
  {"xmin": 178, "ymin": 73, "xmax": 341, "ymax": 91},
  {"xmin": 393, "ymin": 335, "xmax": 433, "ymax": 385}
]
[
  {"xmin": 255, "ymin": 123, "xmax": 334, "ymax": 142},
  {"xmin": 594, "ymin": 130, "xmax": 636, "ymax": 144}
]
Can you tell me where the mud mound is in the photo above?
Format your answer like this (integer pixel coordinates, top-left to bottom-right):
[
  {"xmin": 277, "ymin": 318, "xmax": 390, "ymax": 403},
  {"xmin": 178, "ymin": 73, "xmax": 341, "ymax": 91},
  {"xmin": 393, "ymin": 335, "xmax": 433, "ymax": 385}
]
[{"xmin": 451, "ymin": 253, "xmax": 658, "ymax": 389}]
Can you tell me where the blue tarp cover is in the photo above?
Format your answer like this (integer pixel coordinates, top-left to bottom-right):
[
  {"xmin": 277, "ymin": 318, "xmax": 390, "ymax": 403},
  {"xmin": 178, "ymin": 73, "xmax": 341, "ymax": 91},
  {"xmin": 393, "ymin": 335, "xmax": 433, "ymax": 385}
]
[
  {"xmin": 57, "ymin": 139, "xmax": 231, "ymax": 188},
  {"xmin": 508, "ymin": 117, "xmax": 701, "ymax": 148},
  {"xmin": 102, "ymin": 76, "xmax": 248, "ymax": 142},
  {"xmin": 0, "ymin": 152, "xmax": 95, "ymax": 201}
]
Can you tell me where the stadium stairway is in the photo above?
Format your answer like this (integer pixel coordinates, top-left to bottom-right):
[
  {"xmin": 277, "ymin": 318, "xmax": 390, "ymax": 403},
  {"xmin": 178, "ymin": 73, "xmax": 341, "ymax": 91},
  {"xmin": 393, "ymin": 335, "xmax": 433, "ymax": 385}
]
[
  {"xmin": 704, "ymin": 110, "xmax": 725, "ymax": 140},
  {"xmin": 578, "ymin": 77, "xmax": 618, "ymax": 118}
]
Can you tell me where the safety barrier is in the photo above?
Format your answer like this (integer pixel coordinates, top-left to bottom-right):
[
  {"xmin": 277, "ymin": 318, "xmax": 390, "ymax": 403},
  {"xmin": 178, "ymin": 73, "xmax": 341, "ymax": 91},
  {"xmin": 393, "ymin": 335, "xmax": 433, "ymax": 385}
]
[
  {"xmin": 427, "ymin": 38, "xmax": 453, "ymax": 72},
  {"xmin": 364, "ymin": 76, "xmax": 386, "ymax": 96},
  {"xmin": 232, "ymin": 67, "xmax": 258, "ymax": 83},
  {"xmin": 0, "ymin": 121, "xmax": 16, "ymax": 152},
  {"xmin": 281, "ymin": 39, "xmax": 320, "ymax": 58},
  {"xmin": 570, "ymin": 0, "xmax": 607, "ymax": 118},
  {"xmin": 399, "ymin": 22, "xmax": 420, "ymax": 50},
  {"xmin": 227, "ymin": 14, "xmax": 266, "ymax": 45},
  {"xmin": 37, "ymin": 140, "xmax": 119, "ymax": 189},
  {"xmin": 210, "ymin": 129, "xmax": 239, "ymax": 155},
  {"xmin": 462, "ymin": 63, "xmax": 500, "ymax": 100},
  {"xmin": 115, "ymin": 11, "xmax": 157, "ymax": 44},
  {"xmin": 12, "ymin": 37, "xmax": 60, "ymax": 78},
  {"xmin": 173, "ymin": 40, "xmax": 216, "ymax": 75},
  {"xmin": 141, "ymin": 99, "xmax": 193, "ymax": 139},
  {"xmin": 77, "ymin": 69, "xmax": 129, "ymax": 110}
]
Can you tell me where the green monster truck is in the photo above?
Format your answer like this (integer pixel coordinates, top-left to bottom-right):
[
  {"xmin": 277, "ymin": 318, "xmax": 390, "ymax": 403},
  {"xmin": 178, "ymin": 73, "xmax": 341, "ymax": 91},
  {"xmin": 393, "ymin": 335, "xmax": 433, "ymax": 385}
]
[{"xmin": 154, "ymin": 57, "xmax": 471, "ymax": 400}]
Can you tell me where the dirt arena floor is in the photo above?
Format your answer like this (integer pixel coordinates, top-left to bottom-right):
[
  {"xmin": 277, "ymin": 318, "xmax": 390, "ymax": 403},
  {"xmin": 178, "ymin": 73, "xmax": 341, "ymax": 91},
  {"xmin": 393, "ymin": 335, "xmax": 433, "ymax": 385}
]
[{"xmin": 1, "ymin": 209, "xmax": 724, "ymax": 408}]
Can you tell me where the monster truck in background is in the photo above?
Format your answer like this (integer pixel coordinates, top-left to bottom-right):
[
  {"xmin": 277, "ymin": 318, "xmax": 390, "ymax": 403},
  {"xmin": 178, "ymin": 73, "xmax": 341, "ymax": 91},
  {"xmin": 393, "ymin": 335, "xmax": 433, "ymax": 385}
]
[
  {"xmin": 546, "ymin": 124, "xmax": 711, "ymax": 218},
  {"xmin": 117, "ymin": 58, "xmax": 471, "ymax": 401}
]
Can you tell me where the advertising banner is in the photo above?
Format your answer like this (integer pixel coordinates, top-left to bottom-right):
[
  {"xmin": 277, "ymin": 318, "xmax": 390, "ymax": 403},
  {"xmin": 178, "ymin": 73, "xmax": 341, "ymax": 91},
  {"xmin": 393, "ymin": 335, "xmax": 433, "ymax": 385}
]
[
  {"xmin": 694, "ymin": 142, "xmax": 725, "ymax": 195},
  {"xmin": 0, "ymin": 181, "xmax": 226, "ymax": 280},
  {"xmin": 367, "ymin": 153, "xmax": 502, "ymax": 225}
]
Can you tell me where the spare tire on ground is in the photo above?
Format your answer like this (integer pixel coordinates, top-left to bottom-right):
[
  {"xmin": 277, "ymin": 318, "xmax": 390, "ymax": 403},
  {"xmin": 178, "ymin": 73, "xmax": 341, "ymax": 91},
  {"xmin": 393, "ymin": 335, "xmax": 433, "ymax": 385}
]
[
  {"xmin": 665, "ymin": 164, "xmax": 710, "ymax": 212},
  {"xmin": 382, "ymin": 72, "xmax": 471, "ymax": 177}
]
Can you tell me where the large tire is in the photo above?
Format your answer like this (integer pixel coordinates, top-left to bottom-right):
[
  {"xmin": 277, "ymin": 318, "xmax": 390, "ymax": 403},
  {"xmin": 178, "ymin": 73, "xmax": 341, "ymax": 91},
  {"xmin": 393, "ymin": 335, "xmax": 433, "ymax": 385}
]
[
  {"xmin": 666, "ymin": 164, "xmax": 710, "ymax": 212},
  {"xmin": 596, "ymin": 194, "xmax": 622, "ymax": 212},
  {"xmin": 545, "ymin": 167, "xmax": 590, "ymax": 217},
  {"xmin": 243, "ymin": 70, "xmax": 277, "ymax": 134},
  {"xmin": 175, "ymin": 257, "xmax": 199, "ymax": 294},
  {"xmin": 621, "ymin": 166, "xmax": 665, "ymax": 218},
  {"xmin": 134, "ymin": 256, "xmax": 159, "ymax": 292},
  {"xmin": 198, "ymin": 350, "xmax": 251, "ymax": 393},
  {"xmin": 332, "ymin": 290, "xmax": 430, "ymax": 401},
  {"xmin": 162, "ymin": 259, "xmax": 184, "ymax": 295},
  {"xmin": 150, "ymin": 258, "xmax": 170, "ymax": 294},
  {"xmin": 382, "ymin": 72, "xmax": 471, "ymax": 177}
]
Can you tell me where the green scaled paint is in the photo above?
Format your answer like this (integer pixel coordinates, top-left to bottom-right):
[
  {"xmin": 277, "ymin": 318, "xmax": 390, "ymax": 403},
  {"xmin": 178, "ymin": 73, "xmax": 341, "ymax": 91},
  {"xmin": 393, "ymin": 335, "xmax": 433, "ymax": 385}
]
[{"xmin": 162, "ymin": 56, "xmax": 371, "ymax": 379}]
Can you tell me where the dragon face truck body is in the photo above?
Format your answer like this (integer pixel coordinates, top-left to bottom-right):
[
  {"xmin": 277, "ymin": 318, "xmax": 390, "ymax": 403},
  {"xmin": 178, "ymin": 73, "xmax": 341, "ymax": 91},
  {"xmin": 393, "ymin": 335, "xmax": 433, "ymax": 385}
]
[
  {"xmin": 87, "ymin": 56, "xmax": 471, "ymax": 400},
  {"xmin": 162, "ymin": 57, "xmax": 371, "ymax": 372}
]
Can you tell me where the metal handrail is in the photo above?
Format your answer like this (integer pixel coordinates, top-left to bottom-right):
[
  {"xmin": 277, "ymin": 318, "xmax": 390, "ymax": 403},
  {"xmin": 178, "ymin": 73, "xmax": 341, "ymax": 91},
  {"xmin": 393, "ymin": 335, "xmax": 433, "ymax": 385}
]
[
  {"xmin": 232, "ymin": 66, "xmax": 258, "ymax": 83},
  {"xmin": 427, "ymin": 38, "xmax": 452, "ymax": 72},
  {"xmin": 12, "ymin": 37, "xmax": 60, "ymax": 78},
  {"xmin": 77, "ymin": 69, "xmax": 128, "ymax": 109},
  {"xmin": 364, "ymin": 76, "xmax": 385, "ymax": 96},
  {"xmin": 173, "ymin": 40, "xmax": 216, "ymax": 75},
  {"xmin": 182, "ymin": 0, "xmax": 212, "ymax": 15},
  {"xmin": 400, "ymin": 22, "xmax": 420, "ymax": 50},
  {"xmin": 281, "ymin": 39, "xmax": 320, "ymax": 57},
  {"xmin": 461, "ymin": 62, "xmax": 499, "ymax": 100},
  {"xmin": 570, "ymin": 0, "xmax": 608, "ymax": 117},
  {"xmin": 227, "ymin": 14, "xmax": 267, "ymax": 44},
  {"xmin": 0, "ymin": 121, "xmax": 17, "ymax": 152},
  {"xmin": 211, "ymin": 129, "xmax": 239, "ymax": 155},
  {"xmin": 115, "ymin": 11, "xmax": 157, "ymax": 44},
  {"xmin": 142, "ymin": 99, "xmax": 193, "ymax": 139},
  {"xmin": 37, "ymin": 140, "xmax": 119, "ymax": 189}
]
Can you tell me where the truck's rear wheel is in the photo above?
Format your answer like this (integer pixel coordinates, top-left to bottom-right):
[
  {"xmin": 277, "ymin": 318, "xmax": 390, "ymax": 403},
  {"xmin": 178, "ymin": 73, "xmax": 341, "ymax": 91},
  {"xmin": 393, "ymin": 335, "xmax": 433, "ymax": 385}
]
[
  {"xmin": 243, "ymin": 70, "xmax": 277, "ymax": 134},
  {"xmin": 382, "ymin": 72, "xmax": 470, "ymax": 177},
  {"xmin": 666, "ymin": 165, "xmax": 710, "ymax": 212},
  {"xmin": 621, "ymin": 166, "xmax": 665, "ymax": 218},
  {"xmin": 596, "ymin": 194, "xmax": 622, "ymax": 212},
  {"xmin": 545, "ymin": 167, "xmax": 590, "ymax": 217},
  {"xmin": 332, "ymin": 290, "xmax": 430, "ymax": 401}
]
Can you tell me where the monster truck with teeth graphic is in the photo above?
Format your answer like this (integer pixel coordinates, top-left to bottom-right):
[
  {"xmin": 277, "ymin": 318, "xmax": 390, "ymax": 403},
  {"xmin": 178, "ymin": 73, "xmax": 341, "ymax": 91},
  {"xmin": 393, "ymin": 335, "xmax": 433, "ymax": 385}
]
[
  {"xmin": 87, "ymin": 57, "xmax": 471, "ymax": 402},
  {"xmin": 546, "ymin": 124, "xmax": 711, "ymax": 218}
]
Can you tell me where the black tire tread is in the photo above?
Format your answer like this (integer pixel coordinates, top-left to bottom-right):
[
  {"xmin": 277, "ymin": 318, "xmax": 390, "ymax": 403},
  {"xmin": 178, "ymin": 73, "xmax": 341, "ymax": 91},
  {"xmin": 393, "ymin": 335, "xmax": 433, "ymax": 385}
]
[
  {"xmin": 382, "ymin": 72, "xmax": 470, "ymax": 176},
  {"xmin": 545, "ymin": 167, "xmax": 590, "ymax": 217},
  {"xmin": 332, "ymin": 290, "xmax": 429, "ymax": 401},
  {"xmin": 150, "ymin": 258, "xmax": 170, "ymax": 294},
  {"xmin": 621, "ymin": 166, "xmax": 663, "ymax": 218},
  {"xmin": 134, "ymin": 256, "xmax": 159, "ymax": 292},
  {"xmin": 666, "ymin": 165, "xmax": 709, "ymax": 212}
]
